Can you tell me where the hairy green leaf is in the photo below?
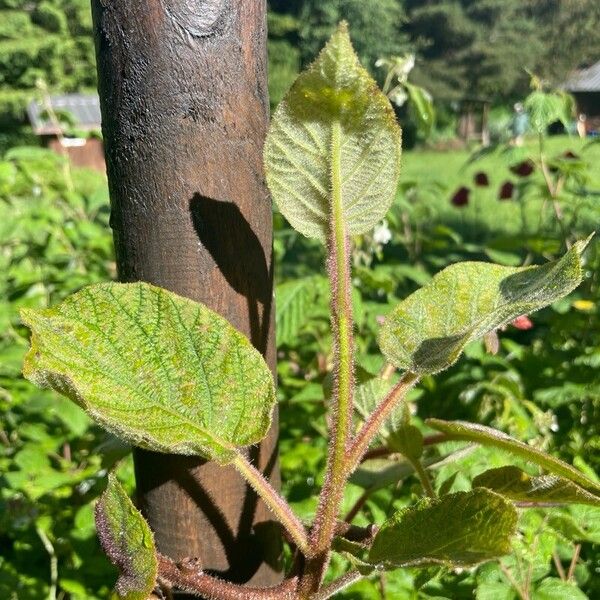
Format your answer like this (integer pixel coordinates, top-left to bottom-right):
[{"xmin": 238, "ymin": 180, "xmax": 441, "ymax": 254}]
[
  {"xmin": 428, "ymin": 420, "xmax": 600, "ymax": 494},
  {"xmin": 380, "ymin": 239, "xmax": 590, "ymax": 374},
  {"xmin": 95, "ymin": 474, "xmax": 157, "ymax": 600},
  {"xmin": 473, "ymin": 466, "xmax": 600, "ymax": 506},
  {"xmin": 369, "ymin": 489, "xmax": 517, "ymax": 569},
  {"xmin": 21, "ymin": 282, "xmax": 276, "ymax": 463},
  {"xmin": 264, "ymin": 22, "xmax": 402, "ymax": 241},
  {"xmin": 533, "ymin": 578, "xmax": 588, "ymax": 600}
]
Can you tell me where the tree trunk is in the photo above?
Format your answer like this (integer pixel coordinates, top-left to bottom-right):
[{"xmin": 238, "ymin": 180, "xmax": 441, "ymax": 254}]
[{"xmin": 91, "ymin": 0, "xmax": 281, "ymax": 591}]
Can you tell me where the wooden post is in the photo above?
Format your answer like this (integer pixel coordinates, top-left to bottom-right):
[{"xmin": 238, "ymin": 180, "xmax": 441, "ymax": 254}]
[{"xmin": 91, "ymin": 0, "xmax": 281, "ymax": 590}]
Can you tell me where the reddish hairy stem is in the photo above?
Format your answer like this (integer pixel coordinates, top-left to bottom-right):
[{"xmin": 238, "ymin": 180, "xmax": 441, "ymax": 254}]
[
  {"xmin": 334, "ymin": 521, "xmax": 378, "ymax": 543},
  {"xmin": 300, "ymin": 122, "xmax": 355, "ymax": 595},
  {"xmin": 359, "ymin": 432, "xmax": 449, "ymax": 463},
  {"xmin": 158, "ymin": 554, "xmax": 298, "ymax": 600},
  {"xmin": 346, "ymin": 372, "xmax": 420, "ymax": 472},
  {"xmin": 232, "ymin": 452, "xmax": 310, "ymax": 555},
  {"xmin": 311, "ymin": 570, "xmax": 363, "ymax": 599},
  {"xmin": 423, "ymin": 432, "xmax": 449, "ymax": 447},
  {"xmin": 343, "ymin": 489, "xmax": 371, "ymax": 523}
]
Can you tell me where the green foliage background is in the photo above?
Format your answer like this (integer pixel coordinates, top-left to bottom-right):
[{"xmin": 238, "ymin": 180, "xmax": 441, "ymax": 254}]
[
  {"xmin": 3, "ymin": 1, "xmax": 600, "ymax": 124},
  {"xmin": 1, "ymin": 1, "xmax": 600, "ymax": 599},
  {"xmin": 1, "ymin": 133, "xmax": 599, "ymax": 600},
  {"xmin": 0, "ymin": 0, "xmax": 95, "ymax": 131}
]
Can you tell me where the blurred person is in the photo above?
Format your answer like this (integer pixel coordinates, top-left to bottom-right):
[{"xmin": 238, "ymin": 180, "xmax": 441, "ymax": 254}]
[{"xmin": 511, "ymin": 102, "xmax": 528, "ymax": 146}]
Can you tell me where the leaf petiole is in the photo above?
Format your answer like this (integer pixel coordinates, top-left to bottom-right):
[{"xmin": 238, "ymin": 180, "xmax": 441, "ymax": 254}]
[
  {"xmin": 408, "ymin": 457, "xmax": 436, "ymax": 498},
  {"xmin": 232, "ymin": 452, "xmax": 311, "ymax": 556},
  {"xmin": 346, "ymin": 372, "xmax": 420, "ymax": 473}
]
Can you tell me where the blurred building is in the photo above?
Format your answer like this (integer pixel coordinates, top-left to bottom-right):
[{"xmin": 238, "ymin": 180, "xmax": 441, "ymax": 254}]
[
  {"xmin": 457, "ymin": 97, "xmax": 491, "ymax": 146},
  {"xmin": 27, "ymin": 94, "xmax": 105, "ymax": 171},
  {"xmin": 564, "ymin": 60, "xmax": 600, "ymax": 135}
]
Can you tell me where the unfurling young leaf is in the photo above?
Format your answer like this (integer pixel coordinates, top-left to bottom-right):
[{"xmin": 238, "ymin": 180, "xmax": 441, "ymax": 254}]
[
  {"xmin": 368, "ymin": 489, "xmax": 517, "ymax": 569},
  {"xmin": 264, "ymin": 22, "xmax": 402, "ymax": 242},
  {"xmin": 427, "ymin": 420, "xmax": 600, "ymax": 494},
  {"xmin": 379, "ymin": 237, "xmax": 590, "ymax": 375},
  {"xmin": 21, "ymin": 282, "xmax": 276, "ymax": 464},
  {"xmin": 473, "ymin": 466, "xmax": 600, "ymax": 506},
  {"xmin": 95, "ymin": 474, "xmax": 157, "ymax": 600}
]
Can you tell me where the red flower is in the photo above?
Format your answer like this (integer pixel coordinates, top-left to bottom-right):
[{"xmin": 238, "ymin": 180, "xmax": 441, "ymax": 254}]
[
  {"xmin": 511, "ymin": 315, "xmax": 533, "ymax": 330},
  {"xmin": 510, "ymin": 160, "xmax": 535, "ymax": 177},
  {"xmin": 451, "ymin": 186, "xmax": 470, "ymax": 207},
  {"xmin": 474, "ymin": 171, "xmax": 490, "ymax": 187},
  {"xmin": 498, "ymin": 181, "xmax": 514, "ymax": 200}
]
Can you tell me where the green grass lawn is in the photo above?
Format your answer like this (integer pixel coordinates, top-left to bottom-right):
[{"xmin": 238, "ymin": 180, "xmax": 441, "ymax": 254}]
[{"xmin": 400, "ymin": 135, "xmax": 600, "ymax": 242}]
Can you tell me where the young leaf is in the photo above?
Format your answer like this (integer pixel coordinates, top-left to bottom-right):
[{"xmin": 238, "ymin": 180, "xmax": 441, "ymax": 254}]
[
  {"xmin": 428, "ymin": 420, "xmax": 600, "ymax": 494},
  {"xmin": 473, "ymin": 466, "xmax": 600, "ymax": 506},
  {"xmin": 264, "ymin": 22, "xmax": 402, "ymax": 242},
  {"xmin": 21, "ymin": 282, "xmax": 276, "ymax": 463},
  {"xmin": 369, "ymin": 489, "xmax": 517, "ymax": 569},
  {"xmin": 380, "ymin": 238, "xmax": 590, "ymax": 375},
  {"xmin": 95, "ymin": 474, "xmax": 157, "ymax": 600}
]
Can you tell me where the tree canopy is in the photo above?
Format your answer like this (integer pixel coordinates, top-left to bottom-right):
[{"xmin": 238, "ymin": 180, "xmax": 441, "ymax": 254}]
[
  {"xmin": 1, "ymin": 0, "xmax": 599, "ymax": 127},
  {"xmin": 0, "ymin": 0, "xmax": 96, "ymax": 127},
  {"xmin": 270, "ymin": 0, "xmax": 600, "ymax": 105}
]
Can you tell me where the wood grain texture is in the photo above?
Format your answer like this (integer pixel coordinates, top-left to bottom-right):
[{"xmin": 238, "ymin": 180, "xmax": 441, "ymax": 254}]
[{"xmin": 90, "ymin": 0, "xmax": 281, "ymax": 590}]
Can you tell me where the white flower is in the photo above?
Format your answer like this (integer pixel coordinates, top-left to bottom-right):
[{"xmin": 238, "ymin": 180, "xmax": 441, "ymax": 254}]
[{"xmin": 373, "ymin": 220, "xmax": 392, "ymax": 245}]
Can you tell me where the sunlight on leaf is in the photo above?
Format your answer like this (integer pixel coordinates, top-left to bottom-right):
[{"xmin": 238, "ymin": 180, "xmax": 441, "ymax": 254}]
[
  {"xmin": 264, "ymin": 22, "xmax": 402, "ymax": 241},
  {"xmin": 380, "ymin": 238, "xmax": 591, "ymax": 375},
  {"xmin": 21, "ymin": 282, "xmax": 276, "ymax": 463},
  {"xmin": 473, "ymin": 466, "xmax": 600, "ymax": 506},
  {"xmin": 369, "ymin": 489, "xmax": 517, "ymax": 569},
  {"xmin": 428, "ymin": 420, "xmax": 600, "ymax": 494}
]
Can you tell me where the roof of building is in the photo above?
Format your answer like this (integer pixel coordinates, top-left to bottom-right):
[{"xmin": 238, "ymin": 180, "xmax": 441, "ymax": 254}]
[
  {"xmin": 27, "ymin": 94, "xmax": 101, "ymax": 135},
  {"xmin": 564, "ymin": 60, "xmax": 600, "ymax": 92}
]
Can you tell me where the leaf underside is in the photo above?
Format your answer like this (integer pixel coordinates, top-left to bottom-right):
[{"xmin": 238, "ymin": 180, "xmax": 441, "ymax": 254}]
[
  {"xmin": 95, "ymin": 474, "xmax": 157, "ymax": 600},
  {"xmin": 264, "ymin": 22, "xmax": 402, "ymax": 241},
  {"xmin": 473, "ymin": 466, "xmax": 600, "ymax": 506},
  {"xmin": 428, "ymin": 419, "xmax": 600, "ymax": 495},
  {"xmin": 369, "ymin": 489, "xmax": 517, "ymax": 569},
  {"xmin": 21, "ymin": 282, "xmax": 276, "ymax": 463},
  {"xmin": 380, "ymin": 238, "xmax": 590, "ymax": 375}
]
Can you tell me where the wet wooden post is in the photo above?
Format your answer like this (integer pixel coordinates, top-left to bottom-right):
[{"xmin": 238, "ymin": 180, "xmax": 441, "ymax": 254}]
[{"xmin": 90, "ymin": 0, "xmax": 281, "ymax": 591}]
